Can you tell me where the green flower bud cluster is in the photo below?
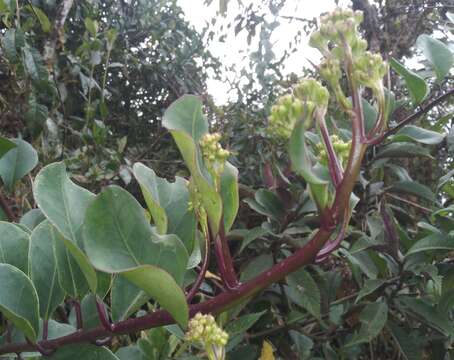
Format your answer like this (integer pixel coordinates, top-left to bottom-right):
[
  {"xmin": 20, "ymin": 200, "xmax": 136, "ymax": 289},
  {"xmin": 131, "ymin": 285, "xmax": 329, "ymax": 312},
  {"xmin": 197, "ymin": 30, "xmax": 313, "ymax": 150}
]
[
  {"xmin": 267, "ymin": 80, "xmax": 329, "ymax": 140},
  {"xmin": 309, "ymin": 8, "xmax": 363, "ymax": 53},
  {"xmin": 186, "ymin": 313, "xmax": 229, "ymax": 360},
  {"xmin": 316, "ymin": 135, "xmax": 351, "ymax": 166},
  {"xmin": 267, "ymin": 94, "xmax": 304, "ymax": 139},
  {"xmin": 199, "ymin": 132, "xmax": 230, "ymax": 178},
  {"xmin": 309, "ymin": 8, "xmax": 387, "ymax": 112},
  {"xmin": 353, "ymin": 51, "xmax": 387, "ymax": 93}
]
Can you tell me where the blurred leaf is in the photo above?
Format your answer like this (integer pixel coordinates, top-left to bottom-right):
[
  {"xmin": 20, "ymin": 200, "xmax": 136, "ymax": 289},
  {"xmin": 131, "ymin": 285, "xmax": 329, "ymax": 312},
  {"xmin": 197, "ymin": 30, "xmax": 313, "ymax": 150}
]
[
  {"xmin": 390, "ymin": 58, "xmax": 428, "ymax": 105},
  {"xmin": 347, "ymin": 301, "xmax": 388, "ymax": 346},
  {"xmin": 238, "ymin": 226, "xmax": 269, "ymax": 253},
  {"xmin": 23, "ymin": 46, "xmax": 48, "ymax": 81},
  {"xmin": 0, "ymin": 137, "xmax": 15, "ymax": 159},
  {"xmin": 417, "ymin": 34, "xmax": 453, "ymax": 82},
  {"xmin": 258, "ymin": 340, "xmax": 275, "ymax": 360},
  {"xmin": 388, "ymin": 181, "xmax": 435, "ymax": 202},
  {"xmin": 392, "ymin": 125, "xmax": 445, "ymax": 145},
  {"xmin": 406, "ymin": 232, "xmax": 454, "ymax": 255},
  {"xmin": 355, "ymin": 279, "xmax": 386, "ymax": 303},
  {"xmin": 0, "ymin": 138, "xmax": 38, "ymax": 191},
  {"xmin": 240, "ymin": 254, "xmax": 273, "ymax": 282},
  {"xmin": 376, "ymin": 143, "xmax": 432, "ymax": 159},
  {"xmin": 254, "ymin": 189, "xmax": 285, "ymax": 220},
  {"xmin": 388, "ymin": 321, "xmax": 422, "ymax": 360},
  {"xmin": 26, "ymin": 5, "xmax": 51, "ymax": 32},
  {"xmin": 286, "ymin": 269, "xmax": 321, "ymax": 318},
  {"xmin": 225, "ymin": 310, "xmax": 266, "ymax": 335},
  {"xmin": 397, "ymin": 296, "xmax": 454, "ymax": 336},
  {"xmin": 49, "ymin": 344, "xmax": 120, "ymax": 359},
  {"xmin": 0, "ymin": 222, "xmax": 29, "ymax": 272}
]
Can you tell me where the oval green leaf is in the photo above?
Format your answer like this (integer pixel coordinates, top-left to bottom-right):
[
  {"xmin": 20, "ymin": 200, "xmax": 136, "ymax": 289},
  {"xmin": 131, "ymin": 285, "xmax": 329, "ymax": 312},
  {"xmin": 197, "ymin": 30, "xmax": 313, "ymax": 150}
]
[
  {"xmin": 29, "ymin": 221, "xmax": 65, "ymax": 320},
  {"xmin": 417, "ymin": 34, "xmax": 453, "ymax": 82},
  {"xmin": 0, "ymin": 221, "xmax": 30, "ymax": 272},
  {"xmin": 0, "ymin": 138, "xmax": 38, "ymax": 192},
  {"xmin": 0, "ymin": 263, "xmax": 40, "ymax": 341},
  {"xmin": 34, "ymin": 162, "xmax": 97, "ymax": 292}
]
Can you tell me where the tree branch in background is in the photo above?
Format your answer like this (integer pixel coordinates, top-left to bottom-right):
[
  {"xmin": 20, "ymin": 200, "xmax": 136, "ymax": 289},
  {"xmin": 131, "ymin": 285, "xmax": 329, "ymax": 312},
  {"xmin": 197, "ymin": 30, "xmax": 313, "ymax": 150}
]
[
  {"xmin": 372, "ymin": 88, "xmax": 454, "ymax": 143},
  {"xmin": 43, "ymin": 0, "xmax": 74, "ymax": 69}
]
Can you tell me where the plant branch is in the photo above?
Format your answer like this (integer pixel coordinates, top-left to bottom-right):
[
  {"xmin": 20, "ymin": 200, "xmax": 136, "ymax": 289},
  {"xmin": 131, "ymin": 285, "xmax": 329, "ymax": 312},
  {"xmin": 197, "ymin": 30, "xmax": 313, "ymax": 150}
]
[
  {"xmin": 371, "ymin": 88, "xmax": 454, "ymax": 143},
  {"xmin": 186, "ymin": 230, "xmax": 210, "ymax": 302}
]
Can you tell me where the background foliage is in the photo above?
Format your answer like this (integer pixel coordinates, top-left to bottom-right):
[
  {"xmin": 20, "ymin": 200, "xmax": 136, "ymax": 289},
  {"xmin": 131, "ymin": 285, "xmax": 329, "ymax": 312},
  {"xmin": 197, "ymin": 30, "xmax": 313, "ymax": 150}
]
[{"xmin": 0, "ymin": 0, "xmax": 452, "ymax": 359}]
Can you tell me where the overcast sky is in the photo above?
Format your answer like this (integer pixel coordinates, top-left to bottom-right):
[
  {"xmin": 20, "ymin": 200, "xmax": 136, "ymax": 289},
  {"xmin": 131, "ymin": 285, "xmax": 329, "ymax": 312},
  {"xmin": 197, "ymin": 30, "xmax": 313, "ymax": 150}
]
[{"xmin": 178, "ymin": 0, "xmax": 350, "ymax": 103}]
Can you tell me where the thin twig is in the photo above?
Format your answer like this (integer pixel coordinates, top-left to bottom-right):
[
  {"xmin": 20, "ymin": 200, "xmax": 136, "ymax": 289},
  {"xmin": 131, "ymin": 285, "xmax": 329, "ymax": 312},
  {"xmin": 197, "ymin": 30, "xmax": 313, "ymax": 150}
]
[{"xmin": 0, "ymin": 192, "xmax": 16, "ymax": 222}]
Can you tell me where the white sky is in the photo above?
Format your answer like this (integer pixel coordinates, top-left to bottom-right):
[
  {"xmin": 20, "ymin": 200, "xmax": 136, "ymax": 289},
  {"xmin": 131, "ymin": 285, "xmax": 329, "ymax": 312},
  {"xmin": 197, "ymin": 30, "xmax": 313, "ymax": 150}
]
[{"xmin": 178, "ymin": 0, "xmax": 349, "ymax": 104}]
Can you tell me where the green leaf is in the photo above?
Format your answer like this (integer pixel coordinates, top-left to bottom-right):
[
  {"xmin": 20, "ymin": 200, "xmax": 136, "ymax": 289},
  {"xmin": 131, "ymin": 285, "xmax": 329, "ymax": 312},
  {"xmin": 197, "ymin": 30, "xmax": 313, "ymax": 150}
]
[
  {"xmin": 2, "ymin": 29, "xmax": 24, "ymax": 63},
  {"xmin": 67, "ymin": 294, "xmax": 101, "ymax": 330},
  {"xmin": 84, "ymin": 18, "xmax": 98, "ymax": 36},
  {"xmin": 26, "ymin": 5, "xmax": 51, "ymax": 32},
  {"xmin": 220, "ymin": 162, "xmax": 239, "ymax": 232},
  {"xmin": 362, "ymin": 98, "xmax": 378, "ymax": 133},
  {"xmin": 225, "ymin": 310, "xmax": 266, "ymax": 335},
  {"xmin": 397, "ymin": 296, "xmax": 454, "ymax": 336},
  {"xmin": 111, "ymin": 276, "xmax": 148, "ymax": 322},
  {"xmin": 238, "ymin": 226, "xmax": 269, "ymax": 253},
  {"xmin": 25, "ymin": 97, "xmax": 48, "ymax": 136},
  {"xmin": 355, "ymin": 279, "xmax": 386, "ymax": 303},
  {"xmin": 347, "ymin": 301, "xmax": 388, "ymax": 346},
  {"xmin": 116, "ymin": 346, "xmax": 147, "ymax": 360},
  {"xmin": 132, "ymin": 163, "xmax": 169, "ymax": 234},
  {"xmin": 240, "ymin": 254, "xmax": 273, "ymax": 282},
  {"xmin": 163, "ymin": 95, "xmax": 222, "ymax": 235},
  {"xmin": 376, "ymin": 142, "xmax": 432, "ymax": 159},
  {"xmin": 0, "ymin": 138, "xmax": 38, "ymax": 192},
  {"xmin": 23, "ymin": 46, "xmax": 48, "ymax": 82},
  {"xmin": 289, "ymin": 119, "xmax": 327, "ymax": 185},
  {"xmin": 121, "ymin": 265, "xmax": 188, "ymax": 328},
  {"xmin": 49, "ymin": 344, "xmax": 120, "ymax": 359},
  {"xmin": 20, "ymin": 208, "xmax": 46, "ymax": 231},
  {"xmin": 406, "ymin": 232, "xmax": 454, "ymax": 256},
  {"xmin": 417, "ymin": 34, "xmax": 453, "ymax": 82},
  {"xmin": 0, "ymin": 136, "xmax": 15, "ymax": 159},
  {"xmin": 254, "ymin": 189, "xmax": 285, "ymax": 221},
  {"xmin": 388, "ymin": 181, "xmax": 435, "ymax": 202},
  {"xmin": 29, "ymin": 221, "xmax": 65, "ymax": 320},
  {"xmin": 390, "ymin": 58, "xmax": 428, "ymax": 105},
  {"xmin": 0, "ymin": 263, "xmax": 40, "ymax": 341},
  {"xmin": 84, "ymin": 185, "xmax": 188, "ymax": 282},
  {"xmin": 387, "ymin": 321, "xmax": 422, "ymax": 360},
  {"xmin": 286, "ymin": 269, "xmax": 321, "ymax": 318},
  {"xmin": 0, "ymin": 221, "xmax": 30, "ymax": 272},
  {"xmin": 83, "ymin": 185, "xmax": 189, "ymax": 327},
  {"xmin": 392, "ymin": 125, "xmax": 445, "ymax": 145},
  {"xmin": 132, "ymin": 163, "xmax": 197, "ymax": 251},
  {"xmin": 52, "ymin": 224, "xmax": 89, "ymax": 298},
  {"xmin": 34, "ymin": 162, "xmax": 97, "ymax": 292}
]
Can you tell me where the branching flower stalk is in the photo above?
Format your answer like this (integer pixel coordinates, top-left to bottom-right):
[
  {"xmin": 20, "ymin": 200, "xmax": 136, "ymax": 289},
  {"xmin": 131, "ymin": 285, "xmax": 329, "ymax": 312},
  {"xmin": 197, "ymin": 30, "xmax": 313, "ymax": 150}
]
[{"xmin": 0, "ymin": 8, "xmax": 410, "ymax": 356}]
